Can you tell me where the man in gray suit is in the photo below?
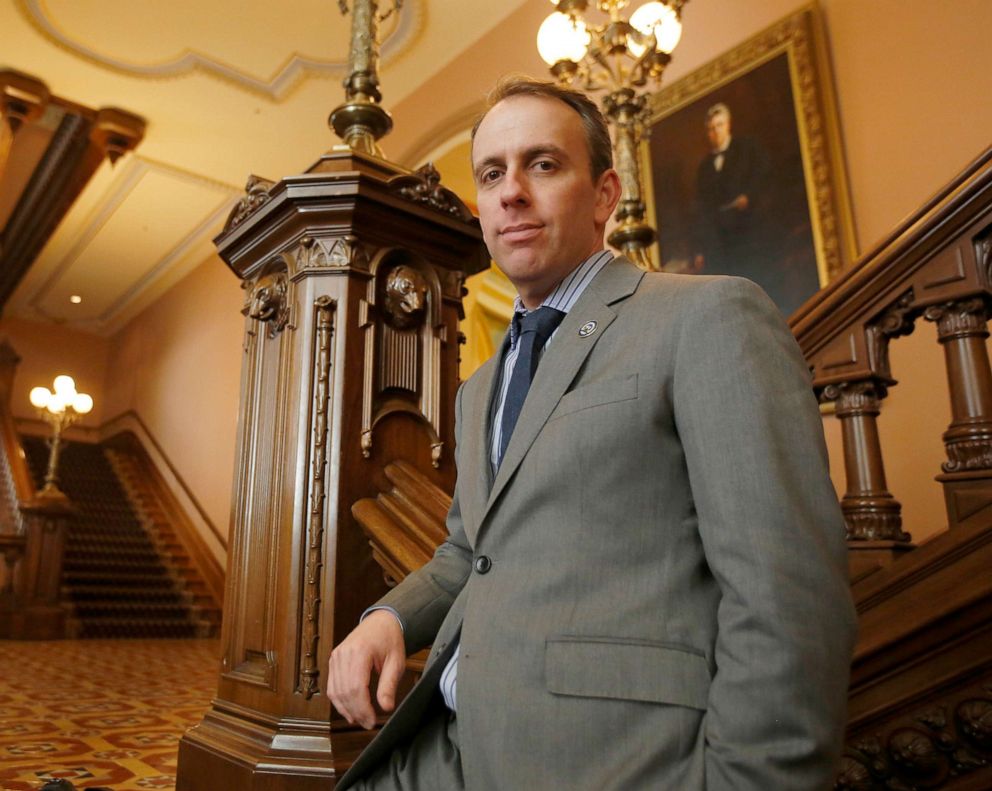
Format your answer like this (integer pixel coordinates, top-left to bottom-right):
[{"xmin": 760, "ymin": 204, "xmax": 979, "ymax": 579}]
[{"xmin": 328, "ymin": 77, "xmax": 857, "ymax": 790}]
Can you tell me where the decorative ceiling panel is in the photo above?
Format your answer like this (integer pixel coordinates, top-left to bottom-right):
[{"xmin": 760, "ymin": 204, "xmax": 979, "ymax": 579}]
[
  {"xmin": 19, "ymin": 0, "xmax": 421, "ymax": 100},
  {"xmin": 20, "ymin": 156, "xmax": 236, "ymax": 330}
]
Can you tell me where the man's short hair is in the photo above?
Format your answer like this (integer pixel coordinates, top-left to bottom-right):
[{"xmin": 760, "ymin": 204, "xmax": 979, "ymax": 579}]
[
  {"xmin": 471, "ymin": 76, "xmax": 613, "ymax": 181},
  {"xmin": 706, "ymin": 102, "xmax": 731, "ymax": 122}
]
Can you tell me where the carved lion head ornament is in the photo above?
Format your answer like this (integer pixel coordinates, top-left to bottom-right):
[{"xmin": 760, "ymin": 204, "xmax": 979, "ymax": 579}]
[{"xmin": 383, "ymin": 265, "xmax": 428, "ymax": 329}]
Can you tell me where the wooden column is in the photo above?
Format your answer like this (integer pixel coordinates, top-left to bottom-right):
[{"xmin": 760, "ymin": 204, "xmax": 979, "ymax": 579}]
[
  {"xmin": 926, "ymin": 296, "xmax": 992, "ymax": 529},
  {"xmin": 0, "ymin": 339, "xmax": 73, "ymax": 639},
  {"xmin": 820, "ymin": 380, "xmax": 912, "ymax": 579},
  {"xmin": 6, "ymin": 492, "xmax": 73, "ymax": 639},
  {"xmin": 0, "ymin": 70, "xmax": 49, "ymax": 186},
  {"xmin": 175, "ymin": 151, "xmax": 486, "ymax": 790}
]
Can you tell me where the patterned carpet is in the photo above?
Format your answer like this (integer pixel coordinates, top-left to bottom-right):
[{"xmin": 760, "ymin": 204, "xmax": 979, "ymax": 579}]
[{"xmin": 0, "ymin": 639, "xmax": 219, "ymax": 790}]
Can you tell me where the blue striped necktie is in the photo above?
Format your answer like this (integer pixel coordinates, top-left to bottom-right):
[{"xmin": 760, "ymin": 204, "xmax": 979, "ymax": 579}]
[{"xmin": 498, "ymin": 306, "xmax": 565, "ymax": 465}]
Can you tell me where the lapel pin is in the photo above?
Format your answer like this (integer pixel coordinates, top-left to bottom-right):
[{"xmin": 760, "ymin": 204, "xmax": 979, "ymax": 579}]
[{"xmin": 578, "ymin": 320, "xmax": 597, "ymax": 338}]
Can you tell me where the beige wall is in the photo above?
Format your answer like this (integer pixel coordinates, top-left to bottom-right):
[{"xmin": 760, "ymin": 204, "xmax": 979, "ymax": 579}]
[
  {"xmin": 103, "ymin": 254, "xmax": 245, "ymax": 538},
  {"xmin": 1, "ymin": 256, "xmax": 244, "ymax": 539},
  {"xmin": 0, "ymin": 317, "xmax": 112, "ymax": 426}
]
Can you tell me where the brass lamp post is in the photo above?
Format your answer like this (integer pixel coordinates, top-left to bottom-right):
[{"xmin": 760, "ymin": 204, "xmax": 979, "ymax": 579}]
[
  {"xmin": 28, "ymin": 375, "xmax": 92, "ymax": 497},
  {"xmin": 329, "ymin": 0, "xmax": 403, "ymax": 156},
  {"xmin": 537, "ymin": 0, "xmax": 686, "ymax": 270}
]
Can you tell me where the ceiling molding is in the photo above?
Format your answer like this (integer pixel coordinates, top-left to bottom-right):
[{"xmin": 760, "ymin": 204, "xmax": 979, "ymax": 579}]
[
  {"xmin": 93, "ymin": 194, "xmax": 237, "ymax": 331},
  {"xmin": 20, "ymin": 154, "xmax": 238, "ymax": 333},
  {"xmin": 17, "ymin": 0, "xmax": 425, "ymax": 102}
]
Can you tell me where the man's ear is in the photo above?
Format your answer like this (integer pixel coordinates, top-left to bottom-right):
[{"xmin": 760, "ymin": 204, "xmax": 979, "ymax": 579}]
[{"xmin": 594, "ymin": 169, "xmax": 623, "ymax": 226}]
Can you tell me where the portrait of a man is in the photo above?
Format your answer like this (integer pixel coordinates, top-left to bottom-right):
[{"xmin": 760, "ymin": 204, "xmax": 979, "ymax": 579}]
[
  {"xmin": 692, "ymin": 102, "xmax": 770, "ymax": 278},
  {"xmin": 649, "ymin": 52, "xmax": 824, "ymax": 317}
]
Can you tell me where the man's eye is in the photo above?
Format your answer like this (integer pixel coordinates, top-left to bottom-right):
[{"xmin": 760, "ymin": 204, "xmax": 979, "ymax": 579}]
[
  {"xmin": 481, "ymin": 169, "xmax": 501, "ymax": 183},
  {"xmin": 534, "ymin": 160, "xmax": 555, "ymax": 171}
]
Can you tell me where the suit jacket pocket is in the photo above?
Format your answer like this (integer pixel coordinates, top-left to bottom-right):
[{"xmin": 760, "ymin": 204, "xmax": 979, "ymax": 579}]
[
  {"xmin": 545, "ymin": 636, "xmax": 710, "ymax": 711},
  {"xmin": 551, "ymin": 373, "xmax": 639, "ymax": 420}
]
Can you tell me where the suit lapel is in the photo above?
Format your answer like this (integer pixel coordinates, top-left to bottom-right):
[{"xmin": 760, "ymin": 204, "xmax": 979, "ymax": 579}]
[
  {"xmin": 460, "ymin": 339, "xmax": 505, "ymax": 544},
  {"xmin": 481, "ymin": 258, "xmax": 644, "ymax": 523}
]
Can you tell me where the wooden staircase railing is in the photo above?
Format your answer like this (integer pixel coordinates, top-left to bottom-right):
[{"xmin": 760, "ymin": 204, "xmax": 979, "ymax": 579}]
[
  {"xmin": 793, "ymin": 146, "xmax": 992, "ymax": 566},
  {"xmin": 0, "ymin": 340, "xmax": 74, "ymax": 639},
  {"xmin": 791, "ymin": 147, "xmax": 992, "ymax": 790}
]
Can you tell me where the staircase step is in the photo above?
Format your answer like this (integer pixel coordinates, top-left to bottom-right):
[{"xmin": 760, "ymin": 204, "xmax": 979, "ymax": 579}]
[
  {"xmin": 63, "ymin": 570, "xmax": 178, "ymax": 588},
  {"xmin": 72, "ymin": 601, "xmax": 197, "ymax": 619},
  {"xmin": 72, "ymin": 617, "xmax": 216, "ymax": 639},
  {"xmin": 64, "ymin": 584, "xmax": 190, "ymax": 603},
  {"xmin": 20, "ymin": 434, "xmax": 221, "ymax": 639}
]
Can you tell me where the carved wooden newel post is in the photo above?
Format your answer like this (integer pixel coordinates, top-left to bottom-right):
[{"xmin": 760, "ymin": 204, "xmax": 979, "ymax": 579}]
[{"xmin": 176, "ymin": 5, "xmax": 487, "ymax": 789}]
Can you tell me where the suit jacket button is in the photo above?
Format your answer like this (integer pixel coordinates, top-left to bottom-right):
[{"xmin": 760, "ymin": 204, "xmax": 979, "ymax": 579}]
[{"xmin": 474, "ymin": 555, "xmax": 492, "ymax": 574}]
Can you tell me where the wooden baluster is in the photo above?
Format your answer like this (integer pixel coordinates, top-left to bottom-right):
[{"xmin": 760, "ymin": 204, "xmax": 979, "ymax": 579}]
[
  {"xmin": 822, "ymin": 380, "xmax": 908, "ymax": 541},
  {"xmin": 925, "ymin": 297, "xmax": 992, "ymax": 528},
  {"xmin": 821, "ymin": 380, "xmax": 912, "ymax": 579},
  {"xmin": 925, "ymin": 298, "xmax": 992, "ymax": 471}
]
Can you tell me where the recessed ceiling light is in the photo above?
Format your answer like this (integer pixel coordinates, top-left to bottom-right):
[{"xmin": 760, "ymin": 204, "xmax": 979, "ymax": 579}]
[{"xmin": 69, "ymin": 295, "xmax": 82, "ymax": 304}]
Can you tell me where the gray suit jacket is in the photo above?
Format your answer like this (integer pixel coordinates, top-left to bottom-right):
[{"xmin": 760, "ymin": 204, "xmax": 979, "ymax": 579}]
[{"xmin": 340, "ymin": 258, "xmax": 857, "ymax": 790}]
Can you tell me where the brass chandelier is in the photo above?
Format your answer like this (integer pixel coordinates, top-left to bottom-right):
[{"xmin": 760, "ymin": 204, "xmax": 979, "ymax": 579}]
[{"xmin": 537, "ymin": 0, "xmax": 687, "ymax": 270}]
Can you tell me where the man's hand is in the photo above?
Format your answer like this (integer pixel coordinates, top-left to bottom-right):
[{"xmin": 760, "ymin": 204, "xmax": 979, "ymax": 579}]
[{"xmin": 327, "ymin": 609, "xmax": 406, "ymax": 729}]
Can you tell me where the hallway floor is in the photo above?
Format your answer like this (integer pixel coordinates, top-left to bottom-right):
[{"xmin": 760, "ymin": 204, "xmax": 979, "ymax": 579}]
[{"xmin": 0, "ymin": 639, "xmax": 219, "ymax": 790}]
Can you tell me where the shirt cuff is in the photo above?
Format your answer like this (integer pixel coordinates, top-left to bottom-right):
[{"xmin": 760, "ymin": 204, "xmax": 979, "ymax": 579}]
[{"xmin": 361, "ymin": 605, "xmax": 405, "ymax": 634}]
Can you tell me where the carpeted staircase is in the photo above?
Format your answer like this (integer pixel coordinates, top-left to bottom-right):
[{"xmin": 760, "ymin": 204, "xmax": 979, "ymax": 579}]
[{"xmin": 21, "ymin": 435, "xmax": 220, "ymax": 638}]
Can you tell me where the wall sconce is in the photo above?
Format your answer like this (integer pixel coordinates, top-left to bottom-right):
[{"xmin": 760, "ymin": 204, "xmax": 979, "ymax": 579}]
[{"xmin": 28, "ymin": 375, "xmax": 92, "ymax": 497}]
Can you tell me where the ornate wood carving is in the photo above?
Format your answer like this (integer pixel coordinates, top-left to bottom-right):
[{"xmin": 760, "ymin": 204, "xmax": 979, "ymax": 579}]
[
  {"xmin": 388, "ymin": 163, "xmax": 474, "ymax": 221},
  {"xmin": 924, "ymin": 297, "xmax": 992, "ymax": 474},
  {"xmin": 839, "ymin": 687, "xmax": 992, "ymax": 790},
  {"xmin": 843, "ymin": 497, "xmax": 992, "ymax": 789},
  {"xmin": 294, "ymin": 234, "xmax": 370, "ymax": 272},
  {"xmin": 299, "ymin": 296, "xmax": 337, "ymax": 699},
  {"xmin": 978, "ymin": 234, "xmax": 992, "ymax": 289},
  {"xmin": 178, "ymin": 144, "xmax": 485, "ymax": 790},
  {"xmin": 865, "ymin": 289, "xmax": 919, "ymax": 380},
  {"xmin": 820, "ymin": 381, "xmax": 908, "ymax": 543},
  {"xmin": 360, "ymin": 251, "xmax": 446, "ymax": 467},
  {"xmin": 244, "ymin": 266, "xmax": 291, "ymax": 338},
  {"xmin": 225, "ymin": 174, "xmax": 276, "ymax": 231}
]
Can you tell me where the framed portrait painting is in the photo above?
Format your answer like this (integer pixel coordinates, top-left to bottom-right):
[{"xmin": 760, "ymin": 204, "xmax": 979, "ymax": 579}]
[{"xmin": 644, "ymin": 6, "xmax": 857, "ymax": 318}]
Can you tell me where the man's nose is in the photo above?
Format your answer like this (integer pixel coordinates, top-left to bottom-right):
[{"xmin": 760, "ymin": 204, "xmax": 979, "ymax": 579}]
[{"xmin": 499, "ymin": 169, "xmax": 530, "ymax": 207}]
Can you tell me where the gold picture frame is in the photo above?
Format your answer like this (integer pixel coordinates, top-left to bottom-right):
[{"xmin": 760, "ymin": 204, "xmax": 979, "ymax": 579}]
[{"xmin": 643, "ymin": 5, "xmax": 857, "ymax": 316}]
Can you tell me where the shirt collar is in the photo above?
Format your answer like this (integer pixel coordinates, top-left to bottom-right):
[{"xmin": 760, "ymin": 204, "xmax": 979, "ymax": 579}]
[{"xmin": 508, "ymin": 249, "xmax": 613, "ymax": 348}]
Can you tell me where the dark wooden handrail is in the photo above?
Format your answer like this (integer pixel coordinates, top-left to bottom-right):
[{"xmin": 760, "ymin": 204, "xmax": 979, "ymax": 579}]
[
  {"xmin": 785, "ymin": 147, "xmax": 992, "ymax": 565},
  {"xmin": 791, "ymin": 146, "xmax": 992, "ymax": 344}
]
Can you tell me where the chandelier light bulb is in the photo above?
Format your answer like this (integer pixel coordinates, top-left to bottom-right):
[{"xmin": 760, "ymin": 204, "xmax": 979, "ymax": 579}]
[
  {"xmin": 537, "ymin": 11, "xmax": 590, "ymax": 65},
  {"xmin": 72, "ymin": 393, "xmax": 94, "ymax": 415},
  {"xmin": 29, "ymin": 386, "xmax": 51, "ymax": 409},
  {"xmin": 47, "ymin": 393, "xmax": 67, "ymax": 414},
  {"xmin": 628, "ymin": 1, "xmax": 682, "ymax": 56},
  {"xmin": 53, "ymin": 374, "xmax": 77, "ymax": 398}
]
